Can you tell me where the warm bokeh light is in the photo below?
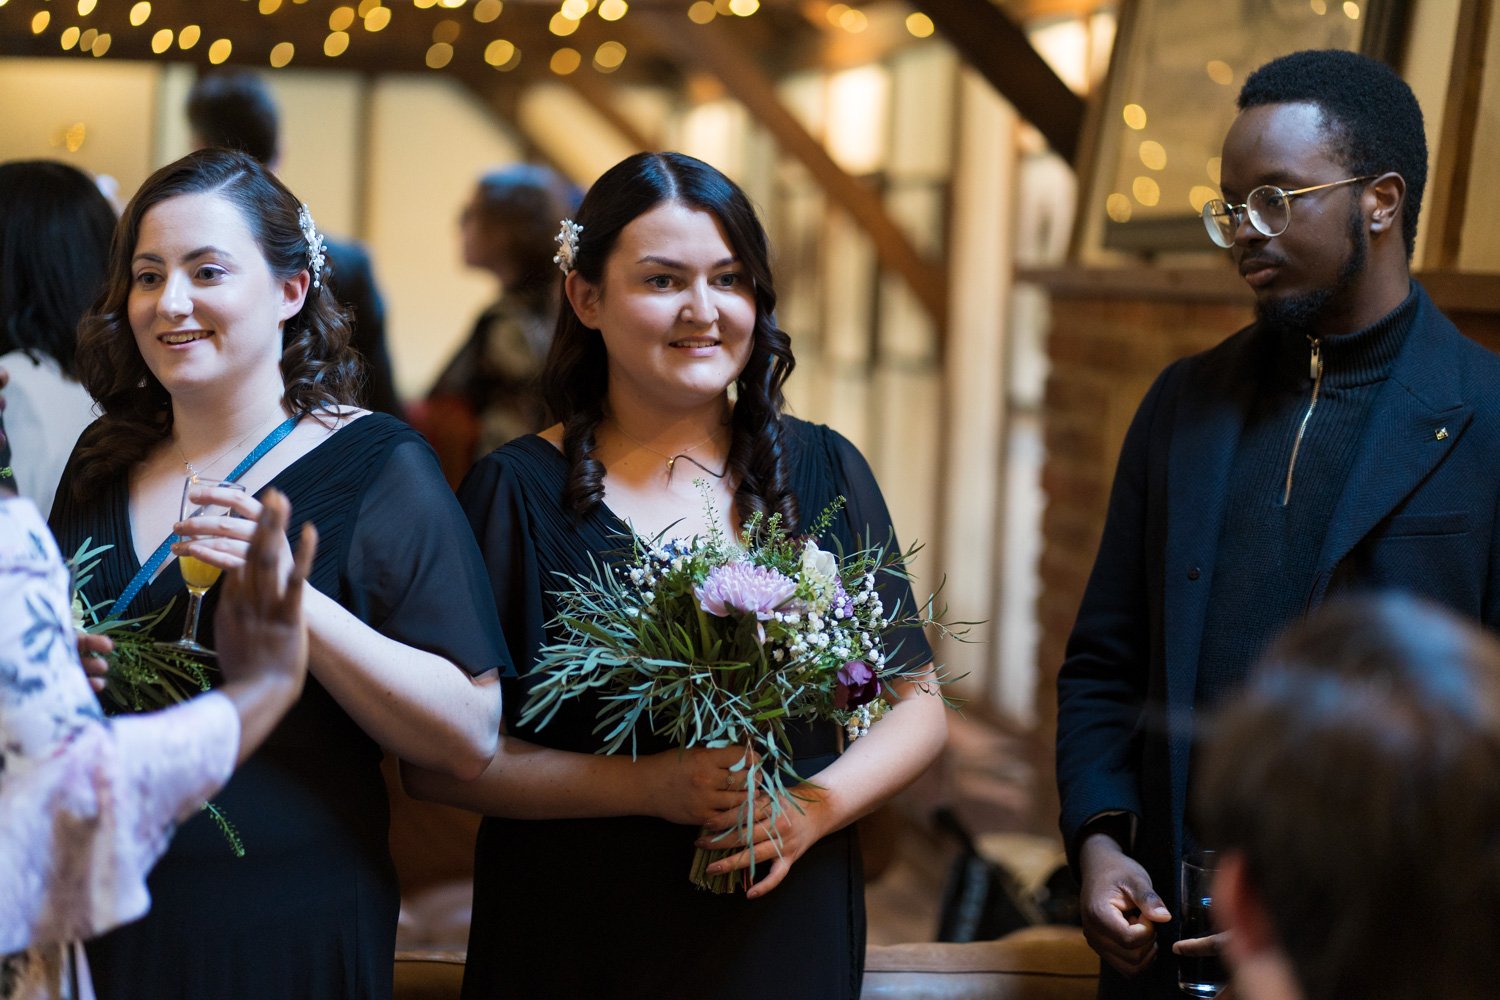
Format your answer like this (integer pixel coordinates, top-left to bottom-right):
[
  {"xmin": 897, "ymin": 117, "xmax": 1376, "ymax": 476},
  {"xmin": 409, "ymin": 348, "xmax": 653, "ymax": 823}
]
[
  {"xmin": 1206, "ymin": 157, "xmax": 1221, "ymax": 185},
  {"xmin": 129, "ymin": 2, "xmax": 151, "ymax": 26},
  {"xmin": 433, "ymin": 18, "xmax": 459, "ymax": 42},
  {"xmin": 151, "ymin": 27, "xmax": 173, "ymax": 52},
  {"xmin": 439, "ymin": 0, "xmax": 466, "ymax": 7},
  {"xmin": 598, "ymin": 0, "xmax": 626, "ymax": 20},
  {"xmin": 560, "ymin": 0, "xmax": 589, "ymax": 19},
  {"xmin": 484, "ymin": 38, "xmax": 515, "ymax": 65},
  {"xmin": 1310, "ymin": 0, "xmax": 1327, "ymax": 13},
  {"xmin": 30, "ymin": 10, "xmax": 50, "ymax": 33},
  {"xmin": 414, "ymin": 0, "xmax": 437, "ymax": 9},
  {"xmin": 1343, "ymin": 1, "xmax": 1360, "ymax": 18},
  {"xmin": 905, "ymin": 12, "xmax": 933, "ymax": 37},
  {"xmin": 91, "ymin": 33, "xmax": 111, "ymax": 56},
  {"xmin": 474, "ymin": 0, "xmax": 502, "ymax": 22},
  {"xmin": 260, "ymin": 0, "xmax": 282, "ymax": 15},
  {"xmin": 425, "ymin": 41, "xmax": 453, "ymax": 67},
  {"xmin": 179, "ymin": 24, "xmax": 201, "ymax": 48},
  {"xmin": 330, "ymin": 6, "xmax": 355, "ymax": 30},
  {"xmin": 687, "ymin": 1, "xmax": 715, "ymax": 22},
  {"xmin": 1188, "ymin": 185, "xmax": 1219, "ymax": 213},
  {"xmin": 324, "ymin": 30, "xmax": 349, "ymax": 55},
  {"xmin": 208, "ymin": 38, "xmax": 232, "ymax": 64},
  {"xmin": 1132, "ymin": 176, "xmax": 1161, "ymax": 207},
  {"xmin": 825, "ymin": 3, "xmax": 848, "ymax": 26},
  {"xmin": 729, "ymin": 0, "xmax": 758, "ymax": 15},
  {"xmin": 61, "ymin": 26, "xmax": 80, "ymax": 49},
  {"xmin": 593, "ymin": 39, "xmax": 626, "ymax": 70},
  {"xmin": 80, "ymin": 27, "xmax": 97, "ymax": 50},
  {"xmin": 1122, "ymin": 103, "xmax": 1147, "ymax": 130},
  {"xmin": 78, "ymin": 0, "xmax": 97, "ymax": 16},
  {"xmin": 62, "ymin": 123, "xmax": 86, "ymax": 152},
  {"xmin": 1138, "ymin": 140, "xmax": 1166, "ymax": 171},
  {"xmin": 549, "ymin": 47, "xmax": 581, "ymax": 74},
  {"xmin": 1106, "ymin": 193, "xmax": 1132, "ymax": 223},
  {"xmin": 270, "ymin": 41, "xmax": 294, "ymax": 66},
  {"xmin": 364, "ymin": 6, "xmax": 390, "ymax": 29},
  {"xmin": 838, "ymin": 7, "xmax": 867, "ymax": 31},
  {"xmin": 1205, "ymin": 60, "xmax": 1232, "ymax": 85},
  {"xmin": 358, "ymin": 0, "xmax": 380, "ymax": 14},
  {"xmin": 549, "ymin": 12, "xmax": 579, "ymax": 35}
]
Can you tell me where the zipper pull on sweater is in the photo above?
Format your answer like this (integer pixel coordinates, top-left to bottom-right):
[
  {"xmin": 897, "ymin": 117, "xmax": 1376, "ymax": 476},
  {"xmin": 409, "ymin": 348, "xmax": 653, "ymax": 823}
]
[{"xmin": 1309, "ymin": 337, "xmax": 1321, "ymax": 381}]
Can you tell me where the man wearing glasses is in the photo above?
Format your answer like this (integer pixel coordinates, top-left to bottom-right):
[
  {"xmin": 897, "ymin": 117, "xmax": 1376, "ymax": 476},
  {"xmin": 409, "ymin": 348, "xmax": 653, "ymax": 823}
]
[{"xmin": 1056, "ymin": 48, "xmax": 1500, "ymax": 1000}]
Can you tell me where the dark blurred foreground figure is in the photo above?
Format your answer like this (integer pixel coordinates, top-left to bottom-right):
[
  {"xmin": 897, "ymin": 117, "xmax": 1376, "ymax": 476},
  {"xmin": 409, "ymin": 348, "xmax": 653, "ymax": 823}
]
[
  {"xmin": 0, "ymin": 160, "xmax": 113, "ymax": 516},
  {"xmin": 187, "ymin": 69, "xmax": 401, "ymax": 418},
  {"xmin": 1196, "ymin": 593, "xmax": 1500, "ymax": 1000},
  {"xmin": 418, "ymin": 164, "xmax": 576, "ymax": 484}
]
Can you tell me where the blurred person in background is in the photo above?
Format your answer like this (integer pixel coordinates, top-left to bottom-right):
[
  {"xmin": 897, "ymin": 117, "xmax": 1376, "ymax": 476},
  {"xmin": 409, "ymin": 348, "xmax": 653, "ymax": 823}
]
[
  {"xmin": 0, "ymin": 160, "xmax": 112, "ymax": 517},
  {"xmin": 416, "ymin": 163, "xmax": 577, "ymax": 485}
]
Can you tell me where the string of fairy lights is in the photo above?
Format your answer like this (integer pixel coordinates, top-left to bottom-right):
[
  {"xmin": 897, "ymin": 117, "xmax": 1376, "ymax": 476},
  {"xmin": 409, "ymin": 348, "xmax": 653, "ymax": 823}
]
[{"xmin": 5, "ymin": 0, "xmax": 937, "ymax": 79}]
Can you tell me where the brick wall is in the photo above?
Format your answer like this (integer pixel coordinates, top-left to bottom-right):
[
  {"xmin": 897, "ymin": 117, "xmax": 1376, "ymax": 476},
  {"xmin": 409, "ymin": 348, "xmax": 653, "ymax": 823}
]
[{"xmin": 1026, "ymin": 267, "xmax": 1500, "ymax": 833}]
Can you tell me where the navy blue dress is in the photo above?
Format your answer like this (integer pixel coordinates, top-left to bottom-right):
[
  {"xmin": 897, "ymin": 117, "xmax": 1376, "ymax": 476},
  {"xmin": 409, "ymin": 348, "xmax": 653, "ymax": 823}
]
[
  {"xmin": 456, "ymin": 417, "xmax": 931, "ymax": 1000},
  {"xmin": 50, "ymin": 414, "xmax": 510, "ymax": 1000}
]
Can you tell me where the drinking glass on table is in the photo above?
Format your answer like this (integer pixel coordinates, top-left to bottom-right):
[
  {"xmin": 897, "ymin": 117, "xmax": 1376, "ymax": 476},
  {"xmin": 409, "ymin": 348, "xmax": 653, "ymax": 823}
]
[
  {"xmin": 1179, "ymin": 850, "xmax": 1227, "ymax": 998},
  {"xmin": 159, "ymin": 475, "xmax": 246, "ymax": 658}
]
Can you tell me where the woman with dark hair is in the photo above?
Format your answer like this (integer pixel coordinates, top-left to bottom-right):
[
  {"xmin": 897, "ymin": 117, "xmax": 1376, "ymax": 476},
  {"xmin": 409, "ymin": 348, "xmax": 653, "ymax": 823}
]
[
  {"xmin": 48, "ymin": 148, "xmax": 508, "ymax": 1000},
  {"xmin": 0, "ymin": 160, "xmax": 114, "ymax": 517},
  {"xmin": 419, "ymin": 164, "xmax": 578, "ymax": 483},
  {"xmin": 406, "ymin": 151, "xmax": 948, "ymax": 999}
]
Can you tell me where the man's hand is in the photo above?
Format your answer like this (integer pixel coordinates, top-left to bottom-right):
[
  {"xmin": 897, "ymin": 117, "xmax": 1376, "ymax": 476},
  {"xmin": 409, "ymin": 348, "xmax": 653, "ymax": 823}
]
[{"xmin": 1079, "ymin": 831, "xmax": 1172, "ymax": 977}]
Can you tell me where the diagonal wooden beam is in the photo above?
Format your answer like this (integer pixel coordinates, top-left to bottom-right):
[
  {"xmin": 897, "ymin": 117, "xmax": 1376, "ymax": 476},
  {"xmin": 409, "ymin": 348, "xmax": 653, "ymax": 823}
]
[
  {"xmin": 627, "ymin": 9, "xmax": 947, "ymax": 328},
  {"xmin": 1424, "ymin": 0, "xmax": 1490, "ymax": 269},
  {"xmin": 562, "ymin": 71, "xmax": 660, "ymax": 154},
  {"xmin": 917, "ymin": 0, "xmax": 1084, "ymax": 164}
]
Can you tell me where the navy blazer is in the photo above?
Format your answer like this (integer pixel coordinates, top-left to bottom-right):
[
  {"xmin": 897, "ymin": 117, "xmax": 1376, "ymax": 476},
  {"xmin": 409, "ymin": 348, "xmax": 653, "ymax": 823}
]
[{"xmin": 1055, "ymin": 282, "xmax": 1500, "ymax": 997}]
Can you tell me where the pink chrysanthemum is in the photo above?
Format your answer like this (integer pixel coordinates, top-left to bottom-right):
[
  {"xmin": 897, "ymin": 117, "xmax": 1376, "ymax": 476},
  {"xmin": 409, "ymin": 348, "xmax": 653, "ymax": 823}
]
[{"xmin": 695, "ymin": 561, "xmax": 798, "ymax": 619}]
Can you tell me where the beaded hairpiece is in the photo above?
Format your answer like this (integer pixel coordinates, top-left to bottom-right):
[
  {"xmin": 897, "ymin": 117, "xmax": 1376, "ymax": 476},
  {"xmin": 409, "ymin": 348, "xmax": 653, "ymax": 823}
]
[
  {"xmin": 553, "ymin": 218, "xmax": 583, "ymax": 274},
  {"xmin": 298, "ymin": 203, "xmax": 327, "ymax": 289}
]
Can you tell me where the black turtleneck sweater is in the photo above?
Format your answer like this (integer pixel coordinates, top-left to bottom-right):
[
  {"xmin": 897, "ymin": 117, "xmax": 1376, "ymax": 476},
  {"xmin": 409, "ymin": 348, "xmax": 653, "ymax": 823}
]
[{"xmin": 1194, "ymin": 289, "xmax": 1418, "ymax": 712}]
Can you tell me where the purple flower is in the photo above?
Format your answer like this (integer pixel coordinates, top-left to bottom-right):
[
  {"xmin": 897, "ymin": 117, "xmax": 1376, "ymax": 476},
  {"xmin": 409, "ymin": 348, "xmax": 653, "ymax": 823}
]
[
  {"xmin": 835, "ymin": 660, "xmax": 879, "ymax": 710},
  {"xmin": 695, "ymin": 562, "xmax": 798, "ymax": 619}
]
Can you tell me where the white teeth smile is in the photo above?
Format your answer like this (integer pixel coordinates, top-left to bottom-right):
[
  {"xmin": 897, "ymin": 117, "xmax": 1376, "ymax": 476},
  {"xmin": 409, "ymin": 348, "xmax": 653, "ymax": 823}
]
[
  {"xmin": 161, "ymin": 332, "xmax": 210, "ymax": 345},
  {"xmin": 672, "ymin": 339, "xmax": 719, "ymax": 348}
]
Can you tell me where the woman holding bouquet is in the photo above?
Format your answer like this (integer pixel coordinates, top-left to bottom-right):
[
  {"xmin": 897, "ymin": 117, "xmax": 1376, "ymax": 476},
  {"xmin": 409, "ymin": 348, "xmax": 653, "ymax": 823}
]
[
  {"xmin": 407, "ymin": 151, "xmax": 948, "ymax": 999},
  {"xmin": 48, "ymin": 149, "xmax": 509, "ymax": 1000}
]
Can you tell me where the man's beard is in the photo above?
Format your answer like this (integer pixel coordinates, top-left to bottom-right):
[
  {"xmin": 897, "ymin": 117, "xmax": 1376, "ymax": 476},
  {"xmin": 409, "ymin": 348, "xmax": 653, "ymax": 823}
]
[{"xmin": 1255, "ymin": 200, "xmax": 1368, "ymax": 333}]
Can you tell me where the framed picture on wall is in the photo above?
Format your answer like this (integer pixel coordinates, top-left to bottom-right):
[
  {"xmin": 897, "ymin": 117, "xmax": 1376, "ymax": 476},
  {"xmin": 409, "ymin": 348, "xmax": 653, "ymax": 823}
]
[{"xmin": 1074, "ymin": 0, "xmax": 1410, "ymax": 260}]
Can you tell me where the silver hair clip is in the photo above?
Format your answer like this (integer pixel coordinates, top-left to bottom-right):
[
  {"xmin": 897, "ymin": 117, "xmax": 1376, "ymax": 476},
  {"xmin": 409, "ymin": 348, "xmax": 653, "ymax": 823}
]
[
  {"xmin": 298, "ymin": 203, "xmax": 327, "ymax": 289},
  {"xmin": 553, "ymin": 218, "xmax": 583, "ymax": 274}
]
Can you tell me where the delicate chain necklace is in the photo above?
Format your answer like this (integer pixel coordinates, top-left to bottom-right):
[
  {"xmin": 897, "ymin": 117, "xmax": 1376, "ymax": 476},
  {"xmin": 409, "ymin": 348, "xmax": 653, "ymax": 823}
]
[
  {"xmin": 607, "ymin": 419, "xmax": 728, "ymax": 483},
  {"xmin": 173, "ymin": 414, "xmax": 286, "ymax": 478}
]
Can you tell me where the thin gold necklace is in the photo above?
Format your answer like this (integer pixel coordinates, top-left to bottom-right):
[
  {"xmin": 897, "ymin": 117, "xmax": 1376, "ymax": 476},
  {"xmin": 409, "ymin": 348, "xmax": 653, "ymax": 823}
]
[
  {"xmin": 173, "ymin": 414, "xmax": 285, "ymax": 478},
  {"xmin": 607, "ymin": 419, "xmax": 728, "ymax": 482}
]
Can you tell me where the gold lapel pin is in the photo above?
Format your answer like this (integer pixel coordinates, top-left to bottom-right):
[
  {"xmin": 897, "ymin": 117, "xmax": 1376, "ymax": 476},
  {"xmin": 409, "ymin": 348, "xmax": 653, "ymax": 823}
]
[{"xmin": 1436, "ymin": 427, "xmax": 1450, "ymax": 441}]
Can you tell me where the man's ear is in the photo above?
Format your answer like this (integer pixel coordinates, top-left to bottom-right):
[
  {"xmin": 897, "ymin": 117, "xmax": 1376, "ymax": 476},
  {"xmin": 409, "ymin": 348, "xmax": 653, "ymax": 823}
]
[
  {"xmin": 1217, "ymin": 851, "xmax": 1277, "ymax": 963},
  {"xmin": 565, "ymin": 270, "xmax": 601, "ymax": 329},
  {"xmin": 1367, "ymin": 172, "xmax": 1405, "ymax": 236}
]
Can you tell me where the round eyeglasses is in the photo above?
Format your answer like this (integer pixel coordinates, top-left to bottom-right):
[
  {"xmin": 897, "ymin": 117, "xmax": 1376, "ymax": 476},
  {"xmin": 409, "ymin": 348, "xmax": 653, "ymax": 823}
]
[{"xmin": 1202, "ymin": 175, "xmax": 1377, "ymax": 248}]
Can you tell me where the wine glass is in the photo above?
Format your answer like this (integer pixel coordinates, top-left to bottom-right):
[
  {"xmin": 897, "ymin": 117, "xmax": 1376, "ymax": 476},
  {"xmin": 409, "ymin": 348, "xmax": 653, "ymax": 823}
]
[{"xmin": 159, "ymin": 475, "xmax": 246, "ymax": 658}]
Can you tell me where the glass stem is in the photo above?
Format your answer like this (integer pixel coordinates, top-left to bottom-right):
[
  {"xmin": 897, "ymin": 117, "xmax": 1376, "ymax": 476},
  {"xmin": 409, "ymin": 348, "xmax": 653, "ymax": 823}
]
[{"xmin": 181, "ymin": 589, "xmax": 205, "ymax": 644}]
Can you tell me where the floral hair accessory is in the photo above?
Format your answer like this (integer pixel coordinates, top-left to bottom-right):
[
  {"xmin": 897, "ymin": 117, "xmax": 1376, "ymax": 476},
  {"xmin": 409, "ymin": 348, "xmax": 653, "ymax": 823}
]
[
  {"xmin": 298, "ymin": 203, "xmax": 327, "ymax": 289},
  {"xmin": 553, "ymin": 218, "xmax": 583, "ymax": 274}
]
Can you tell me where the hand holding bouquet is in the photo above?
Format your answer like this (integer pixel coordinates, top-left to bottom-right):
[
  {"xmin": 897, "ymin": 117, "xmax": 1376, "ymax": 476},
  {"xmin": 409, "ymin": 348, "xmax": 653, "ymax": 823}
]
[{"xmin": 522, "ymin": 496, "xmax": 962, "ymax": 893}]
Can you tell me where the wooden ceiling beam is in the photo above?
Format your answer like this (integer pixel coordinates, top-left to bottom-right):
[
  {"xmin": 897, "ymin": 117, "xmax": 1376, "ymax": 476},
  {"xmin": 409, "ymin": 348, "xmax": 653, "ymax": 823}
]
[
  {"xmin": 626, "ymin": 9, "xmax": 948, "ymax": 329},
  {"xmin": 561, "ymin": 72, "xmax": 660, "ymax": 153},
  {"xmin": 916, "ymin": 0, "xmax": 1085, "ymax": 164}
]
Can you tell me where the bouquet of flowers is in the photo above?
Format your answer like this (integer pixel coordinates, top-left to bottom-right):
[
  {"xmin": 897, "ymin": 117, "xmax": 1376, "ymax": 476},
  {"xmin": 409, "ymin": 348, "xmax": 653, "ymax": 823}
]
[
  {"xmin": 521, "ymin": 497, "xmax": 963, "ymax": 893},
  {"xmin": 70, "ymin": 538, "xmax": 245, "ymax": 855}
]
